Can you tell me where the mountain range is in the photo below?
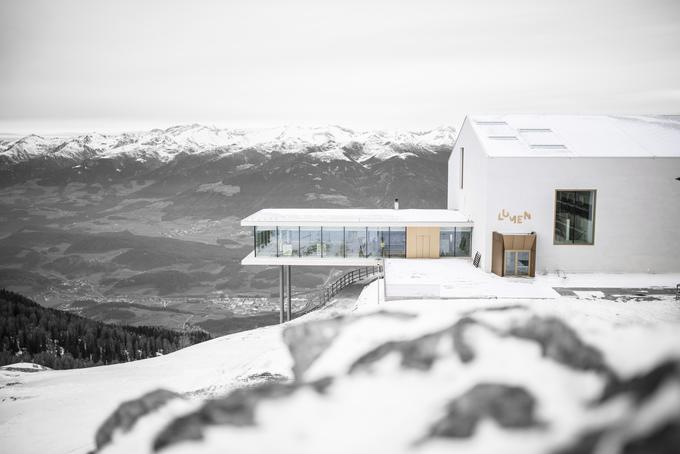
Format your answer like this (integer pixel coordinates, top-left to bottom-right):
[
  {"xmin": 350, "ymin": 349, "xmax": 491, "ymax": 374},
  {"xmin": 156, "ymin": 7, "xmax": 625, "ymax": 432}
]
[{"xmin": 0, "ymin": 124, "xmax": 456, "ymax": 166}]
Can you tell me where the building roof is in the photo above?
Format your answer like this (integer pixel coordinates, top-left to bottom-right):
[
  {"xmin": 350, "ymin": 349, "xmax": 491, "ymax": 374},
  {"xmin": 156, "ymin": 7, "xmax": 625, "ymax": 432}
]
[
  {"xmin": 467, "ymin": 114, "xmax": 680, "ymax": 158},
  {"xmin": 241, "ymin": 208, "xmax": 472, "ymax": 227}
]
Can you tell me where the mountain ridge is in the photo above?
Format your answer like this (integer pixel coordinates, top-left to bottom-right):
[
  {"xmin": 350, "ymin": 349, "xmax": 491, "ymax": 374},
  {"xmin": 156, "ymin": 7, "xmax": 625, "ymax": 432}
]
[{"xmin": 0, "ymin": 124, "xmax": 457, "ymax": 166}]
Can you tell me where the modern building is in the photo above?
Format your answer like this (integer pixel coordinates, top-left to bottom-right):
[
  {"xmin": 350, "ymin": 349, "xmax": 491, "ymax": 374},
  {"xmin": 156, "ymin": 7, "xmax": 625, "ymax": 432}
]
[
  {"xmin": 241, "ymin": 208, "xmax": 473, "ymax": 266},
  {"xmin": 448, "ymin": 114, "xmax": 680, "ymax": 275},
  {"xmin": 241, "ymin": 114, "xmax": 680, "ymax": 319}
]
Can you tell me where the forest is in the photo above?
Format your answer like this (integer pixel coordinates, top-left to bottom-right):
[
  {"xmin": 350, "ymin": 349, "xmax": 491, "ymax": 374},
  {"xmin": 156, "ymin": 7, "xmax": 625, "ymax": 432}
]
[{"xmin": 0, "ymin": 289, "xmax": 211, "ymax": 369}]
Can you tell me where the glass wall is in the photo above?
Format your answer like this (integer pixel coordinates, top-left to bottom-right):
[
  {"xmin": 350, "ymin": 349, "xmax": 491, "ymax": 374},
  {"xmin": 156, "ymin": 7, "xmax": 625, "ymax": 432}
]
[
  {"xmin": 439, "ymin": 228, "xmax": 456, "ymax": 257},
  {"xmin": 367, "ymin": 228, "xmax": 389, "ymax": 257},
  {"xmin": 388, "ymin": 227, "xmax": 406, "ymax": 258},
  {"xmin": 554, "ymin": 190, "xmax": 596, "ymax": 245},
  {"xmin": 345, "ymin": 228, "xmax": 368, "ymax": 257},
  {"xmin": 322, "ymin": 228, "xmax": 344, "ymax": 257},
  {"xmin": 455, "ymin": 227, "xmax": 472, "ymax": 257},
  {"xmin": 439, "ymin": 227, "xmax": 472, "ymax": 257},
  {"xmin": 255, "ymin": 226, "xmax": 277, "ymax": 257},
  {"xmin": 253, "ymin": 225, "xmax": 473, "ymax": 259},
  {"xmin": 299, "ymin": 227, "xmax": 322, "ymax": 257},
  {"xmin": 278, "ymin": 228, "xmax": 299, "ymax": 257}
]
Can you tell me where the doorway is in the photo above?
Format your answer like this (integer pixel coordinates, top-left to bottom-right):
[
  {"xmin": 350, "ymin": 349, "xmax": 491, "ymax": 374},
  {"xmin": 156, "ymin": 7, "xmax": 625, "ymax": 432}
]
[{"xmin": 504, "ymin": 250, "xmax": 531, "ymax": 276}]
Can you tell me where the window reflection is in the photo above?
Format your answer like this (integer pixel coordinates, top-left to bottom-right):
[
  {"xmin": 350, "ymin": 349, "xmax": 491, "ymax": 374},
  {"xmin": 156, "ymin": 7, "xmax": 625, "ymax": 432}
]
[
  {"xmin": 345, "ymin": 228, "xmax": 368, "ymax": 257},
  {"xmin": 388, "ymin": 227, "xmax": 406, "ymax": 258},
  {"xmin": 367, "ymin": 228, "xmax": 389, "ymax": 257},
  {"xmin": 278, "ymin": 228, "xmax": 299, "ymax": 257},
  {"xmin": 322, "ymin": 228, "xmax": 344, "ymax": 257},
  {"xmin": 254, "ymin": 226, "xmax": 277, "ymax": 257},
  {"xmin": 300, "ymin": 227, "xmax": 321, "ymax": 257}
]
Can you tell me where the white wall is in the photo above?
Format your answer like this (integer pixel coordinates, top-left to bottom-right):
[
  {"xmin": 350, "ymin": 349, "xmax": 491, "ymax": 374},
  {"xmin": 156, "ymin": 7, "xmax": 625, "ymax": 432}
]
[
  {"xmin": 483, "ymin": 156, "xmax": 680, "ymax": 273},
  {"xmin": 448, "ymin": 118, "xmax": 489, "ymax": 268}
]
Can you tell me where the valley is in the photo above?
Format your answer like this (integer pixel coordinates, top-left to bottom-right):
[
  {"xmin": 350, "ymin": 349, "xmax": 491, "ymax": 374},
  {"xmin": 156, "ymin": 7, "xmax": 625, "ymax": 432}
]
[{"xmin": 0, "ymin": 125, "xmax": 453, "ymax": 336}]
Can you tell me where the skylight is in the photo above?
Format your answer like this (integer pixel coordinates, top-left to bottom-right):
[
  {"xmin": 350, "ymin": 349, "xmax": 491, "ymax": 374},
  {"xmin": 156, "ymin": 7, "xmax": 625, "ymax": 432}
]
[
  {"xmin": 518, "ymin": 128, "xmax": 567, "ymax": 150},
  {"xmin": 475, "ymin": 121, "xmax": 518, "ymax": 139}
]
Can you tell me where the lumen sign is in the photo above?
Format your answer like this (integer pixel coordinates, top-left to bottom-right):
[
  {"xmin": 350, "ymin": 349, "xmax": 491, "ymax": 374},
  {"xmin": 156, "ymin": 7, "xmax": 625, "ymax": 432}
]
[{"xmin": 497, "ymin": 209, "xmax": 532, "ymax": 224}]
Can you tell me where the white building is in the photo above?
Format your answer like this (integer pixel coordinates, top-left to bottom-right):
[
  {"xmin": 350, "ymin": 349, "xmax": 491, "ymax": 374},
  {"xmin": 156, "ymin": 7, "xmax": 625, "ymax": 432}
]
[{"xmin": 448, "ymin": 114, "xmax": 680, "ymax": 275}]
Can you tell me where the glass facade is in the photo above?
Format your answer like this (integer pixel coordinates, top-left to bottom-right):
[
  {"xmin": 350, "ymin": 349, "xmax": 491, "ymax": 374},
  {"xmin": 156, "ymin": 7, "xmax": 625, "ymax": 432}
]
[
  {"xmin": 367, "ymin": 228, "xmax": 389, "ymax": 257},
  {"xmin": 254, "ymin": 226, "xmax": 277, "ymax": 257},
  {"xmin": 253, "ymin": 225, "xmax": 472, "ymax": 259},
  {"xmin": 439, "ymin": 227, "xmax": 472, "ymax": 257},
  {"xmin": 345, "ymin": 228, "xmax": 368, "ymax": 257},
  {"xmin": 554, "ymin": 190, "xmax": 596, "ymax": 245},
  {"xmin": 322, "ymin": 228, "xmax": 344, "ymax": 257},
  {"xmin": 388, "ymin": 227, "xmax": 406, "ymax": 258},
  {"xmin": 300, "ymin": 227, "xmax": 322, "ymax": 257},
  {"xmin": 278, "ymin": 228, "xmax": 299, "ymax": 257}
]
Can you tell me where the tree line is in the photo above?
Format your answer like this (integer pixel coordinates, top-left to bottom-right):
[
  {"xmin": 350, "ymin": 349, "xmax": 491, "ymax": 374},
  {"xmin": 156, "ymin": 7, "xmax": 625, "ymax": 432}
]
[{"xmin": 0, "ymin": 289, "xmax": 211, "ymax": 369}]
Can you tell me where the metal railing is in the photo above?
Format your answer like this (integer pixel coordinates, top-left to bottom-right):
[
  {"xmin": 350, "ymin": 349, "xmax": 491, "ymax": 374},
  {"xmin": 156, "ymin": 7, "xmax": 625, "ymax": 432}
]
[{"xmin": 297, "ymin": 265, "xmax": 383, "ymax": 316}]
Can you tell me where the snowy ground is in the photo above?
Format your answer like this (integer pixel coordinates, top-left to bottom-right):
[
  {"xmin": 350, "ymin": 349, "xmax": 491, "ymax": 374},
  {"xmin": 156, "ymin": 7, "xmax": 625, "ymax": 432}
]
[
  {"xmin": 1, "ymin": 272, "xmax": 679, "ymax": 454},
  {"xmin": 384, "ymin": 259, "xmax": 560, "ymax": 299}
]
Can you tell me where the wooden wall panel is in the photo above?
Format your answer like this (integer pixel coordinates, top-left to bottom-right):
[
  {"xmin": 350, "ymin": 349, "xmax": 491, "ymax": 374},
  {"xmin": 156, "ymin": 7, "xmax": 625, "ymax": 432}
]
[{"xmin": 406, "ymin": 227, "xmax": 440, "ymax": 258}]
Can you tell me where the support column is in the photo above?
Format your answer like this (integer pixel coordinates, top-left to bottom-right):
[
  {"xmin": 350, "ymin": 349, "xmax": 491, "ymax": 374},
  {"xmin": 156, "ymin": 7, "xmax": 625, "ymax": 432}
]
[
  {"xmin": 279, "ymin": 265, "xmax": 285, "ymax": 324},
  {"xmin": 286, "ymin": 265, "xmax": 292, "ymax": 321}
]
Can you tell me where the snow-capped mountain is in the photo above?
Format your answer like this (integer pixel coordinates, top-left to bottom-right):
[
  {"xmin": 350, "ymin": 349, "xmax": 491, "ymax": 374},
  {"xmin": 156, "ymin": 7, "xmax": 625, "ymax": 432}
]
[{"xmin": 0, "ymin": 125, "xmax": 457, "ymax": 165}]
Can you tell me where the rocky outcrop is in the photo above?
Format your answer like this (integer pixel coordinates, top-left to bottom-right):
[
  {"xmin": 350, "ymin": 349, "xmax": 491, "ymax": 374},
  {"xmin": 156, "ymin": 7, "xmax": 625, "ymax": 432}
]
[
  {"xmin": 428, "ymin": 384, "xmax": 539, "ymax": 438},
  {"xmin": 95, "ymin": 389, "xmax": 181, "ymax": 451},
  {"xmin": 91, "ymin": 302, "xmax": 680, "ymax": 454}
]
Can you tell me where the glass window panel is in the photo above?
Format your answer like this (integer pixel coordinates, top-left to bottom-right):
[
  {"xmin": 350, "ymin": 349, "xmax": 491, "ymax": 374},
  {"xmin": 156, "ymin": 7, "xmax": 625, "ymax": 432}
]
[
  {"xmin": 455, "ymin": 227, "xmax": 472, "ymax": 257},
  {"xmin": 555, "ymin": 190, "xmax": 596, "ymax": 245},
  {"xmin": 439, "ymin": 228, "xmax": 456, "ymax": 257},
  {"xmin": 367, "ymin": 228, "xmax": 389, "ymax": 257},
  {"xmin": 388, "ymin": 227, "xmax": 406, "ymax": 258},
  {"xmin": 278, "ymin": 228, "xmax": 299, "ymax": 257},
  {"xmin": 322, "ymin": 228, "xmax": 344, "ymax": 257},
  {"xmin": 299, "ymin": 227, "xmax": 322, "ymax": 257},
  {"xmin": 517, "ymin": 251, "xmax": 530, "ymax": 275},
  {"xmin": 255, "ymin": 226, "xmax": 277, "ymax": 257},
  {"xmin": 345, "ymin": 228, "xmax": 368, "ymax": 257},
  {"xmin": 505, "ymin": 251, "xmax": 516, "ymax": 275}
]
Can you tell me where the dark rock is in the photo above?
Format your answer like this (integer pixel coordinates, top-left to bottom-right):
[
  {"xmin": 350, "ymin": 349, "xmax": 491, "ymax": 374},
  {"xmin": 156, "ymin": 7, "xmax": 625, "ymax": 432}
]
[
  {"xmin": 552, "ymin": 430, "xmax": 605, "ymax": 454},
  {"xmin": 450, "ymin": 317, "xmax": 478, "ymax": 363},
  {"xmin": 350, "ymin": 331, "xmax": 445, "ymax": 373},
  {"xmin": 429, "ymin": 383, "xmax": 539, "ymax": 438},
  {"xmin": 282, "ymin": 317, "xmax": 347, "ymax": 380},
  {"xmin": 95, "ymin": 389, "xmax": 180, "ymax": 451},
  {"xmin": 153, "ymin": 378, "xmax": 332, "ymax": 452},
  {"xmin": 282, "ymin": 311, "xmax": 416, "ymax": 380},
  {"xmin": 508, "ymin": 316, "xmax": 611, "ymax": 375},
  {"xmin": 599, "ymin": 360, "xmax": 680, "ymax": 404},
  {"xmin": 622, "ymin": 419, "xmax": 680, "ymax": 454}
]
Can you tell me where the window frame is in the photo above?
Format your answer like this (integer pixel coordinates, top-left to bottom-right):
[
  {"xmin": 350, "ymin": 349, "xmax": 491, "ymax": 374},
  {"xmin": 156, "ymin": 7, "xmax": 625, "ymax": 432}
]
[{"xmin": 553, "ymin": 189, "xmax": 597, "ymax": 246}]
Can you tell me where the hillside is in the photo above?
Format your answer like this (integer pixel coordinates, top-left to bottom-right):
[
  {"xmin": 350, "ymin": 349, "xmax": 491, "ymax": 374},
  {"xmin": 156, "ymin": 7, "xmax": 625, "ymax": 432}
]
[
  {"xmin": 1, "ymin": 281, "xmax": 679, "ymax": 454},
  {"xmin": 0, "ymin": 289, "xmax": 210, "ymax": 369}
]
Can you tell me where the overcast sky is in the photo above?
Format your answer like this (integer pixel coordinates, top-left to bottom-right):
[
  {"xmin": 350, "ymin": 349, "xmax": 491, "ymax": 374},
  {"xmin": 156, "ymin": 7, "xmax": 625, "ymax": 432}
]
[{"xmin": 1, "ymin": 0, "xmax": 679, "ymax": 134}]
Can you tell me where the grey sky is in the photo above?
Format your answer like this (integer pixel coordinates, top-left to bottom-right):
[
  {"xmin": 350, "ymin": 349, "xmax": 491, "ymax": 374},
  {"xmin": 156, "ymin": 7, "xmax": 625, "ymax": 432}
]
[{"xmin": 1, "ymin": 0, "xmax": 679, "ymax": 134}]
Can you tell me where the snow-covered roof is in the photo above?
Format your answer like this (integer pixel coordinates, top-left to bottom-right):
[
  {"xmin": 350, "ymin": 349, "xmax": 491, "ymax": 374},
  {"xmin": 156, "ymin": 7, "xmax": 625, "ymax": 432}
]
[
  {"xmin": 467, "ymin": 114, "xmax": 680, "ymax": 158},
  {"xmin": 241, "ymin": 209, "xmax": 472, "ymax": 227}
]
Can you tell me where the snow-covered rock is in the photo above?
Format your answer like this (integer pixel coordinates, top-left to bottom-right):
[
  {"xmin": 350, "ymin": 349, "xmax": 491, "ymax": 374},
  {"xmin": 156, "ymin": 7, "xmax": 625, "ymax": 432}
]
[
  {"xmin": 0, "ymin": 125, "xmax": 457, "ymax": 165},
  {"xmin": 2, "ymin": 284, "xmax": 679, "ymax": 454}
]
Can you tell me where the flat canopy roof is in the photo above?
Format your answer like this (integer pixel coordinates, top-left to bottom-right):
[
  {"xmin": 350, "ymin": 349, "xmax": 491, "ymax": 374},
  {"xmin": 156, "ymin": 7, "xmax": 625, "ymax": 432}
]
[{"xmin": 241, "ymin": 208, "xmax": 472, "ymax": 227}]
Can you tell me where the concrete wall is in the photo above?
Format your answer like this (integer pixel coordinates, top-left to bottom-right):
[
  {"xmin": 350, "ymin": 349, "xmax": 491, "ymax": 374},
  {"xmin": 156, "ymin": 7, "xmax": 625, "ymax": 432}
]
[
  {"xmin": 449, "ymin": 121, "xmax": 680, "ymax": 273},
  {"xmin": 484, "ymin": 156, "xmax": 680, "ymax": 273},
  {"xmin": 448, "ymin": 118, "xmax": 489, "ymax": 268}
]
